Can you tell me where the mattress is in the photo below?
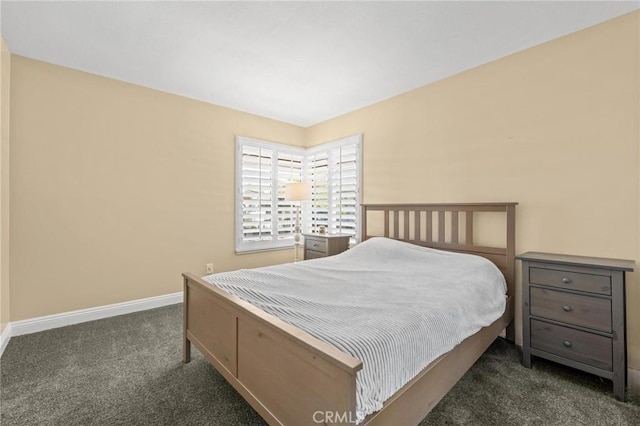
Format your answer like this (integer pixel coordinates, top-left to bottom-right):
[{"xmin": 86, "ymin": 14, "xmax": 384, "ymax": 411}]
[{"xmin": 202, "ymin": 237, "xmax": 507, "ymax": 422}]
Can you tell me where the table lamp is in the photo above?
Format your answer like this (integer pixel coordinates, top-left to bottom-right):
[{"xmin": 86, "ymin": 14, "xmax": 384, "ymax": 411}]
[{"xmin": 284, "ymin": 182, "xmax": 311, "ymax": 262}]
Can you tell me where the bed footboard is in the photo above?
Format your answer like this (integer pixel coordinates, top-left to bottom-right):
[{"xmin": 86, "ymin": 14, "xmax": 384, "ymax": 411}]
[{"xmin": 183, "ymin": 273, "xmax": 363, "ymax": 426}]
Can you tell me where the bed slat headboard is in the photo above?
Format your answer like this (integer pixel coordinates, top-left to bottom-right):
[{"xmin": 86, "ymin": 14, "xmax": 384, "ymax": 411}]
[{"xmin": 361, "ymin": 203, "xmax": 517, "ymax": 298}]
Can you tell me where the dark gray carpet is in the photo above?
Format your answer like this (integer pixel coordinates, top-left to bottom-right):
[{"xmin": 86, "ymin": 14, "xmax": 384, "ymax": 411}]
[{"xmin": 1, "ymin": 304, "xmax": 638, "ymax": 425}]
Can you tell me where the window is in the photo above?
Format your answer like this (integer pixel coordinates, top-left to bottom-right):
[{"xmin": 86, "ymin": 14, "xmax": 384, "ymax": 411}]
[
  {"xmin": 236, "ymin": 135, "xmax": 362, "ymax": 253},
  {"xmin": 304, "ymin": 135, "xmax": 362, "ymax": 244},
  {"xmin": 236, "ymin": 137, "xmax": 305, "ymax": 253}
]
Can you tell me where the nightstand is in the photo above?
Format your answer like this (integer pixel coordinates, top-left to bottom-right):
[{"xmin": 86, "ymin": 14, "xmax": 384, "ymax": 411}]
[
  {"xmin": 517, "ymin": 252, "xmax": 634, "ymax": 401},
  {"xmin": 302, "ymin": 233, "xmax": 350, "ymax": 260}
]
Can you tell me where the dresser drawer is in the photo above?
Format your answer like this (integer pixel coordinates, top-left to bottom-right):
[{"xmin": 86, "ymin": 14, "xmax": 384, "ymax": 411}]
[
  {"xmin": 530, "ymin": 319, "xmax": 612, "ymax": 370},
  {"xmin": 530, "ymin": 267, "xmax": 611, "ymax": 295},
  {"xmin": 304, "ymin": 250, "xmax": 325, "ymax": 260},
  {"xmin": 304, "ymin": 238, "xmax": 327, "ymax": 253},
  {"xmin": 530, "ymin": 287, "xmax": 611, "ymax": 332}
]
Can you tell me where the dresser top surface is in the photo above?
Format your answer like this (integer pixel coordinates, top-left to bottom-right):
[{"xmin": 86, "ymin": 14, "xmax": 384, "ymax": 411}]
[
  {"xmin": 302, "ymin": 233, "xmax": 350, "ymax": 239},
  {"xmin": 516, "ymin": 251, "xmax": 635, "ymax": 272}
]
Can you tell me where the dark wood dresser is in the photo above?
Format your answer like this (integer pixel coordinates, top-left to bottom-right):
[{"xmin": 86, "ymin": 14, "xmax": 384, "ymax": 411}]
[
  {"xmin": 517, "ymin": 252, "xmax": 634, "ymax": 401},
  {"xmin": 302, "ymin": 233, "xmax": 350, "ymax": 260}
]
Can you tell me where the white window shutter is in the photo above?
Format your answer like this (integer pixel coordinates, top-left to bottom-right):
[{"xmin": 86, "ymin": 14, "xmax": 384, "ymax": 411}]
[
  {"xmin": 236, "ymin": 137, "xmax": 306, "ymax": 253},
  {"xmin": 303, "ymin": 151, "xmax": 329, "ymax": 234},
  {"xmin": 304, "ymin": 135, "xmax": 362, "ymax": 245},
  {"xmin": 236, "ymin": 135, "xmax": 361, "ymax": 253},
  {"xmin": 276, "ymin": 151, "xmax": 304, "ymax": 240},
  {"xmin": 239, "ymin": 144, "xmax": 274, "ymax": 244},
  {"xmin": 329, "ymin": 143, "xmax": 359, "ymax": 239}
]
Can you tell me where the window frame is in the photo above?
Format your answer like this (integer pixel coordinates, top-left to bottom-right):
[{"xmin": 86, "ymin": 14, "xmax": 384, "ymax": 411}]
[
  {"xmin": 235, "ymin": 134, "xmax": 362, "ymax": 254},
  {"xmin": 235, "ymin": 136, "xmax": 306, "ymax": 254},
  {"xmin": 304, "ymin": 134, "xmax": 363, "ymax": 245}
]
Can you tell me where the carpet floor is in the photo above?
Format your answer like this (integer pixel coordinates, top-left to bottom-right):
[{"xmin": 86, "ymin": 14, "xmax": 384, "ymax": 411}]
[{"xmin": 1, "ymin": 304, "xmax": 638, "ymax": 425}]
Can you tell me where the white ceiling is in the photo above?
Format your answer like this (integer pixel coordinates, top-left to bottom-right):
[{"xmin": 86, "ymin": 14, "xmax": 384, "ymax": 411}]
[{"xmin": 1, "ymin": 1, "xmax": 638, "ymax": 127}]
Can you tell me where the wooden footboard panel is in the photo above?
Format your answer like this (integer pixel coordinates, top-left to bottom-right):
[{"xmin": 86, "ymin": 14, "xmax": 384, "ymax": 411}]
[
  {"xmin": 183, "ymin": 273, "xmax": 362, "ymax": 426},
  {"xmin": 185, "ymin": 282, "xmax": 238, "ymax": 375}
]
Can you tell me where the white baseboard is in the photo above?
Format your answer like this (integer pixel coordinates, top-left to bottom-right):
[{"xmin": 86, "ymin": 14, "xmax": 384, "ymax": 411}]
[
  {"xmin": 10, "ymin": 292, "xmax": 183, "ymax": 337},
  {"xmin": 629, "ymin": 367, "xmax": 640, "ymax": 390},
  {"xmin": 0, "ymin": 323, "xmax": 12, "ymax": 358}
]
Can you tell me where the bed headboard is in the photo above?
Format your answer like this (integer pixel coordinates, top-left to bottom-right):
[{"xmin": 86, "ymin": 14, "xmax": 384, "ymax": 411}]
[{"xmin": 361, "ymin": 203, "xmax": 517, "ymax": 298}]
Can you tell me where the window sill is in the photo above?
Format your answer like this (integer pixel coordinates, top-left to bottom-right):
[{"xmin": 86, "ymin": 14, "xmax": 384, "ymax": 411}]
[{"xmin": 235, "ymin": 245, "xmax": 295, "ymax": 255}]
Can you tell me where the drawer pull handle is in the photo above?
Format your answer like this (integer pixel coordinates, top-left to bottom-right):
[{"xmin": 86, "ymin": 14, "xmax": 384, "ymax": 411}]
[
  {"xmin": 561, "ymin": 277, "xmax": 571, "ymax": 284},
  {"xmin": 313, "ymin": 244, "xmax": 319, "ymax": 248},
  {"xmin": 562, "ymin": 305, "xmax": 572, "ymax": 312},
  {"xmin": 563, "ymin": 340, "xmax": 572, "ymax": 348}
]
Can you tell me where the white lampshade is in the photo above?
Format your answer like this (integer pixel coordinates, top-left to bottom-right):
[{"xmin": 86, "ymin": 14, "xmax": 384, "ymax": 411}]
[{"xmin": 284, "ymin": 182, "xmax": 311, "ymax": 201}]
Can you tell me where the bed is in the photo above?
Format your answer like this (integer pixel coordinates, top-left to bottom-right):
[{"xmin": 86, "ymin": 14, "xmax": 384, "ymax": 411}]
[{"xmin": 183, "ymin": 202, "xmax": 517, "ymax": 425}]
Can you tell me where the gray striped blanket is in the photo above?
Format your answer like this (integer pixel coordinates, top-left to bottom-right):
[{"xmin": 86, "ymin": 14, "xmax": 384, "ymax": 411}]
[{"xmin": 203, "ymin": 237, "xmax": 506, "ymax": 422}]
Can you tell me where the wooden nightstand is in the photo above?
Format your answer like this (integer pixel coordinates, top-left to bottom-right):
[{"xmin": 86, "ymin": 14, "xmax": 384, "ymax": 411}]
[
  {"xmin": 302, "ymin": 233, "xmax": 350, "ymax": 260},
  {"xmin": 517, "ymin": 252, "xmax": 634, "ymax": 401}
]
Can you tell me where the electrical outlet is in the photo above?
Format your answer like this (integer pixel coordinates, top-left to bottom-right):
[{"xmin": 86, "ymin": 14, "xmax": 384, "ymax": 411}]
[{"xmin": 206, "ymin": 263, "xmax": 214, "ymax": 274}]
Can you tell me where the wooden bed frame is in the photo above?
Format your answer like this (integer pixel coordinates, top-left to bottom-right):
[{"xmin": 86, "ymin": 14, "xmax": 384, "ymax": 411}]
[{"xmin": 183, "ymin": 202, "xmax": 517, "ymax": 425}]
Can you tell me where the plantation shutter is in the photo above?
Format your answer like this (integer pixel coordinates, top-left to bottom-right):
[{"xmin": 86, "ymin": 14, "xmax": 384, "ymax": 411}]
[
  {"xmin": 236, "ymin": 137, "xmax": 306, "ymax": 252},
  {"xmin": 236, "ymin": 135, "xmax": 360, "ymax": 253},
  {"xmin": 304, "ymin": 135, "xmax": 361, "ymax": 244},
  {"xmin": 276, "ymin": 151, "xmax": 304, "ymax": 240},
  {"xmin": 329, "ymin": 142, "xmax": 359, "ymax": 239},
  {"xmin": 239, "ymin": 144, "xmax": 274, "ymax": 245},
  {"xmin": 304, "ymin": 151, "xmax": 329, "ymax": 234}
]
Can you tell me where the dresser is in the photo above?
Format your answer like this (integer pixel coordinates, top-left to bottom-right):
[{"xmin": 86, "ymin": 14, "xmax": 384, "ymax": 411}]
[
  {"xmin": 302, "ymin": 233, "xmax": 350, "ymax": 260},
  {"xmin": 517, "ymin": 252, "xmax": 634, "ymax": 401}
]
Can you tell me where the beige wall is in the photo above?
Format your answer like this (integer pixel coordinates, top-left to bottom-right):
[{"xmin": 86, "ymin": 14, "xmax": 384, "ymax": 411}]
[
  {"xmin": 306, "ymin": 11, "xmax": 640, "ymax": 369},
  {"xmin": 9, "ymin": 55, "xmax": 305, "ymax": 321},
  {"xmin": 0, "ymin": 37, "xmax": 10, "ymax": 335},
  {"xmin": 6, "ymin": 11, "xmax": 640, "ymax": 370}
]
